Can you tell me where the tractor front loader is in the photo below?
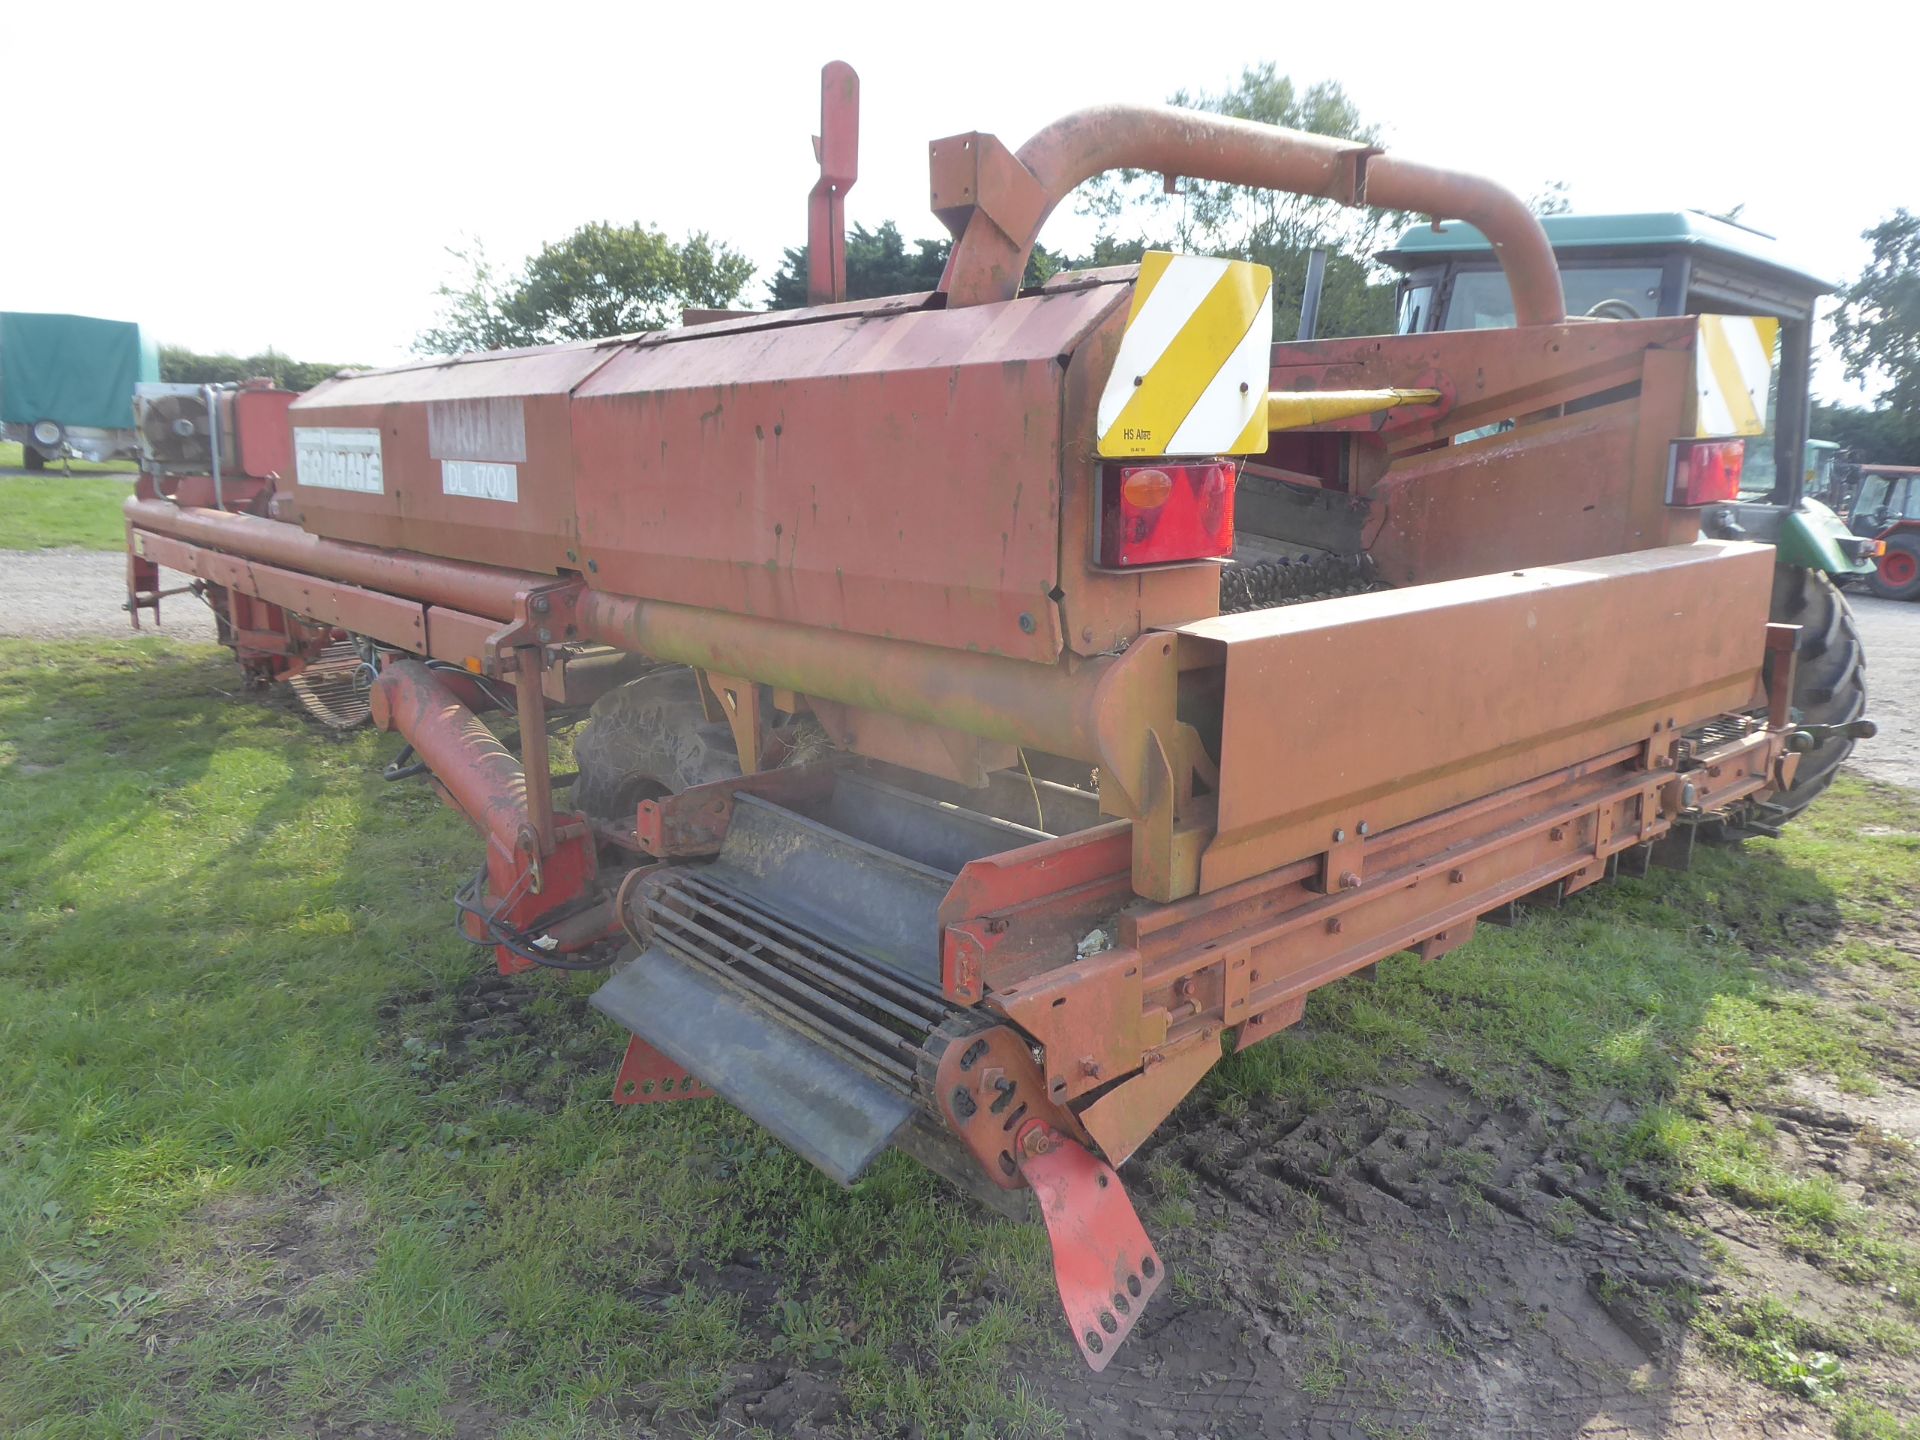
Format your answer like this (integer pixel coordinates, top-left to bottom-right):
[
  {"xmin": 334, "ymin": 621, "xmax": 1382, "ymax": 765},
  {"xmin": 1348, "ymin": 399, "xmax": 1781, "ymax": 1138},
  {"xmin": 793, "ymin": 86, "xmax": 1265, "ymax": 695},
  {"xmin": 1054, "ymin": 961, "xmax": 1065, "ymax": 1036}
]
[{"xmin": 123, "ymin": 66, "xmax": 1872, "ymax": 1370}]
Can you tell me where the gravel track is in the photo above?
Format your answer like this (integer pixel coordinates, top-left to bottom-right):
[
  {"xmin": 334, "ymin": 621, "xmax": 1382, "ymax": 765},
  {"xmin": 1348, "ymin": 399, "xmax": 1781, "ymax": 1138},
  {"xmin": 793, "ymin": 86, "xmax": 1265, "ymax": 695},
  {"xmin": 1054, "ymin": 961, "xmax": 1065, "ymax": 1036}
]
[
  {"xmin": 1849, "ymin": 591, "xmax": 1920, "ymax": 790},
  {"xmin": 0, "ymin": 547, "xmax": 218, "ymax": 643},
  {"xmin": 0, "ymin": 546, "xmax": 1913, "ymax": 787}
]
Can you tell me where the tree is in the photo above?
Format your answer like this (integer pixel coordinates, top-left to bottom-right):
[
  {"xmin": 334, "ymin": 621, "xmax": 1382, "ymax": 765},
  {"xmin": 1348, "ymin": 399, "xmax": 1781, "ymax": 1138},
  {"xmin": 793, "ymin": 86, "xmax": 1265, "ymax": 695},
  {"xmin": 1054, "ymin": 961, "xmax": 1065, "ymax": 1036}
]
[
  {"xmin": 766, "ymin": 222, "xmax": 1063, "ymax": 310},
  {"xmin": 1812, "ymin": 401, "xmax": 1920, "ymax": 467},
  {"xmin": 160, "ymin": 345, "xmax": 355, "ymax": 392},
  {"xmin": 1529, "ymin": 181, "xmax": 1573, "ymax": 217},
  {"xmin": 1832, "ymin": 209, "xmax": 1920, "ymax": 410},
  {"xmin": 768, "ymin": 222, "xmax": 948, "ymax": 309},
  {"xmin": 1072, "ymin": 64, "xmax": 1401, "ymax": 339},
  {"xmin": 414, "ymin": 242, "xmax": 525, "ymax": 357},
  {"xmin": 414, "ymin": 225, "xmax": 756, "ymax": 355},
  {"xmin": 508, "ymin": 223, "xmax": 755, "ymax": 343}
]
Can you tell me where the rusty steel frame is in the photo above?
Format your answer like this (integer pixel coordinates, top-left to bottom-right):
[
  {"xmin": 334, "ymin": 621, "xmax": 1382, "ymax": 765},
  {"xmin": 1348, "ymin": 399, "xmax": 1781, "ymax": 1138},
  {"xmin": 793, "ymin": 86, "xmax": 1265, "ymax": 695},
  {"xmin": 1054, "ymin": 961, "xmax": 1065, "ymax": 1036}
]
[
  {"xmin": 807, "ymin": 61, "xmax": 858, "ymax": 305},
  {"xmin": 1261, "ymin": 317, "xmax": 1706, "ymax": 585},
  {"xmin": 125, "ymin": 496, "xmax": 1781, "ymax": 918},
  {"xmin": 936, "ymin": 105, "xmax": 1563, "ymax": 325},
  {"xmin": 369, "ymin": 658, "xmax": 597, "ymax": 974},
  {"xmin": 1177, "ymin": 540, "xmax": 1776, "ymax": 892},
  {"xmin": 963, "ymin": 706, "xmax": 1792, "ymax": 1167}
]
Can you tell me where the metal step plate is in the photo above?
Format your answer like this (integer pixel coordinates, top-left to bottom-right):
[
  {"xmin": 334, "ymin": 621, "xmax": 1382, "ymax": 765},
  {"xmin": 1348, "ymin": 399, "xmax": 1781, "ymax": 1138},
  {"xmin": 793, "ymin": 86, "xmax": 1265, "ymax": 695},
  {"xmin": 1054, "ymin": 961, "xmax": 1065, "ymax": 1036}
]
[{"xmin": 592, "ymin": 946, "xmax": 914, "ymax": 1185}]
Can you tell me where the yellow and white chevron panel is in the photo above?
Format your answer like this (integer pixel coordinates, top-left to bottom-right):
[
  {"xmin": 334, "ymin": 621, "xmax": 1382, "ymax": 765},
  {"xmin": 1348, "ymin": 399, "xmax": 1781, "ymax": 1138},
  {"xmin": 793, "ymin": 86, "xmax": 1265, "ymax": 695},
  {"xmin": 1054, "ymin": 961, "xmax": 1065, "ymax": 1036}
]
[
  {"xmin": 1097, "ymin": 252, "xmax": 1274, "ymax": 458},
  {"xmin": 1693, "ymin": 314, "xmax": 1780, "ymax": 438}
]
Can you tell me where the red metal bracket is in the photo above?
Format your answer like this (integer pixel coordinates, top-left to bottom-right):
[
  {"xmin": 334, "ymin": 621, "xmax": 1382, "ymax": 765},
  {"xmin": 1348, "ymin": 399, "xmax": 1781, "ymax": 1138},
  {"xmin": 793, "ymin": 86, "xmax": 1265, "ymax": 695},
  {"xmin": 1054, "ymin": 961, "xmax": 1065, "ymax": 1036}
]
[
  {"xmin": 1016, "ymin": 1124, "xmax": 1164, "ymax": 1371},
  {"xmin": 481, "ymin": 580, "xmax": 588, "ymax": 677},
  {"xmin": 611, "ymin": 1034, "xmax": 715, "ymax": 1104},
  {"xmin": 632, "ymin": 762, "xmax": 842, "ymax": 858}
]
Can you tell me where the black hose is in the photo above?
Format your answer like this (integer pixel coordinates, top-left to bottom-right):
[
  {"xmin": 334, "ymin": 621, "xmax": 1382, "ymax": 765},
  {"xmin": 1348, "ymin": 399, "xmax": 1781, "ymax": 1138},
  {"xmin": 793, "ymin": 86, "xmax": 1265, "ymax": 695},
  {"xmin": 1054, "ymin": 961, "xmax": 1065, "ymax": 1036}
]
[
  {"xmin": 451, "ymin": 865, "xmax": 614, "ymax": 972},
  {"xmin": 383, "ymin": 743, "xmax": 429, "ymax": 782}
]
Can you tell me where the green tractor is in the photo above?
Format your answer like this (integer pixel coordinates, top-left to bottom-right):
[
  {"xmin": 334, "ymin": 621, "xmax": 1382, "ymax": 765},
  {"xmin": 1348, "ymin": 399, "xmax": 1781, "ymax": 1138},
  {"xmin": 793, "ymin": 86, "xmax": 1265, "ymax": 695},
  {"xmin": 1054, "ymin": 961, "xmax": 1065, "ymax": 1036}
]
[{"xmin": 1380, "ymin": 211, "xmax": 1877, "ymax": 833}]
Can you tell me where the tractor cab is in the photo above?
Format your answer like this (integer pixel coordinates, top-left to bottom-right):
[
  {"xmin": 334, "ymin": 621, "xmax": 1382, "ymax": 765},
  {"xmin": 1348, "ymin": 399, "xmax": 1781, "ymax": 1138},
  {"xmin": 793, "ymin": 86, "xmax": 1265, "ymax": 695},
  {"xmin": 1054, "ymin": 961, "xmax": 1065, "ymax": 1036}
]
[
  {"xmin": 1379, "ymin": 212, "xmax": 1875, "ymax": 575},
  {"xmin": 1848, "ymin": 465, "xmax": 1920, "ymax": 600}
]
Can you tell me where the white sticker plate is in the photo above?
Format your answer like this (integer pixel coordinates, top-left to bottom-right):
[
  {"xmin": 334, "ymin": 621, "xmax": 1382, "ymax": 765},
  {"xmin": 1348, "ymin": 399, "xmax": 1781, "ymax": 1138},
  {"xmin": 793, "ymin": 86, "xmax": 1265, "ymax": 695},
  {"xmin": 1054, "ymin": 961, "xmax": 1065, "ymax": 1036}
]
[
  {"xmin": 441, "ymin": 459, "xmax": 519, "ymax": 503},
  {"xmin": 294, "ymin": 427, "xmax": 385, "ymax": 494}
]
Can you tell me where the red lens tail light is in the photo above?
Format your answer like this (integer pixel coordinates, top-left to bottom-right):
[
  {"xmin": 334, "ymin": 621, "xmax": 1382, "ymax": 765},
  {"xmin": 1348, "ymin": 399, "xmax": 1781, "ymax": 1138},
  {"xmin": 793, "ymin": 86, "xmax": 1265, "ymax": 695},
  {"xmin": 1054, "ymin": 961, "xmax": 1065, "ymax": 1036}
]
[
  {"xmin": 1668, "ymin": 439, "xmax": 1746, "ymax": 506},
  {"xmin": 1097, "ymin": 460, "xmax": 1238, "ymax": 567}
]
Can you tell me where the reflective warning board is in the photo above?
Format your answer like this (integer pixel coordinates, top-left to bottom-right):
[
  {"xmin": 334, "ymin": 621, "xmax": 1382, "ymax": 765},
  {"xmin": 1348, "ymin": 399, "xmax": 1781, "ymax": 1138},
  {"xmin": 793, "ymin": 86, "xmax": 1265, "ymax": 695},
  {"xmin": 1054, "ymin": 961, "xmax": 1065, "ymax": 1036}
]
[
  {"xmin": 1097, "ymin": 253, "xmax": 1274, "ymax": 458},
  {"xmin": 1694, "ymin": 314, "xmax": 1779, "ymax": 438}
]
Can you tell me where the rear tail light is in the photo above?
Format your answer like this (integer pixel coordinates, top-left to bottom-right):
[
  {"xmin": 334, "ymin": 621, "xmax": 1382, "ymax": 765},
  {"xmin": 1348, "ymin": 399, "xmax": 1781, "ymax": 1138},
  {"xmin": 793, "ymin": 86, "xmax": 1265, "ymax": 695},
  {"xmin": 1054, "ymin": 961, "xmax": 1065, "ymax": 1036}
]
[
  {"xmin": 1667, "ymin": 439, "xmax": 1745, "ymax": 506},
  {"xmin": 1096, "ymin": 460, "xmax": 1238, "ymax": 567}
]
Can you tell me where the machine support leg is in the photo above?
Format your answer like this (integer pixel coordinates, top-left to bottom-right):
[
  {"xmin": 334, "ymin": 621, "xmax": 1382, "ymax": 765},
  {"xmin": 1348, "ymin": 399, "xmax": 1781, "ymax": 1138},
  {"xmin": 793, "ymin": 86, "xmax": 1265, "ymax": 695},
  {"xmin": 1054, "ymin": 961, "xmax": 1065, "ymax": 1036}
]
[
  {"xmin": 1015, "ymin": 1123, "xmax": 1165, "ymax": 1372},
  {"xmin": 1764, "ymin": 622, "xmax": 1800, "ymax": 731},
  {"xmin": 514, "ymin": 647, "xmax": 556, "ymax": 853},
  {"xmin": 611, "ymin": 1034, "xmax": 715, "ymax": 1104}
]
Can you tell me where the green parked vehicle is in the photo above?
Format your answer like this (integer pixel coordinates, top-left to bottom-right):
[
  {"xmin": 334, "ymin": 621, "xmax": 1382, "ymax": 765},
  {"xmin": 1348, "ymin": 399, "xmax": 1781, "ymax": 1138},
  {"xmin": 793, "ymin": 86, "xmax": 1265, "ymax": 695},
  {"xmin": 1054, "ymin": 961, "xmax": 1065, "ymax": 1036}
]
[{"xmin": 1380, "ymin": 211, "xmax": 1876, "ymax": 833}]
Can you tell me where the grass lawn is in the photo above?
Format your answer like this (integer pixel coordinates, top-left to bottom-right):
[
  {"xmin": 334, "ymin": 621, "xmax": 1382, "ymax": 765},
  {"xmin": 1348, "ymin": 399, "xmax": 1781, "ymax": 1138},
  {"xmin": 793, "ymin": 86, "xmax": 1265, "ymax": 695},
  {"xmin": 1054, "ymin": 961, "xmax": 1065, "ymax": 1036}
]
[
  {"xmin": 2, "ymin": 639, "xmax": 1918, "ymax": 1438},
  {"xmin": 0, "ymin": 440, "xmax": 137, "ymax": 476},
  {"xmin": 0, "ymin": 468, "xmax": 134, "ymax": 551}
]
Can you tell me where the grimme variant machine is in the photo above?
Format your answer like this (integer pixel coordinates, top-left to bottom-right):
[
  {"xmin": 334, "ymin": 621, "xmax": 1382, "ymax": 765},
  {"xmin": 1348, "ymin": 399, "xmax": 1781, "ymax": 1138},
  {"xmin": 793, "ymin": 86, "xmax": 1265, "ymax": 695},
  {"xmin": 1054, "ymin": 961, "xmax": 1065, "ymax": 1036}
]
[{"xmin": 124, "ymin": 65, "xmax": 1872, "ymax": 1368}]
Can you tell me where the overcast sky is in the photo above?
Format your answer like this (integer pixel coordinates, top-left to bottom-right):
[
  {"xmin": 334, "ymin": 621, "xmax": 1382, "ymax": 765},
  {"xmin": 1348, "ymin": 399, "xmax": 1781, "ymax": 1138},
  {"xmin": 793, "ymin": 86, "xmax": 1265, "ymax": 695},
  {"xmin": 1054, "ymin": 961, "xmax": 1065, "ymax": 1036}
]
[{"xmin": 6, "ymin": 0, "xmax": 1910, "ymax": 402}]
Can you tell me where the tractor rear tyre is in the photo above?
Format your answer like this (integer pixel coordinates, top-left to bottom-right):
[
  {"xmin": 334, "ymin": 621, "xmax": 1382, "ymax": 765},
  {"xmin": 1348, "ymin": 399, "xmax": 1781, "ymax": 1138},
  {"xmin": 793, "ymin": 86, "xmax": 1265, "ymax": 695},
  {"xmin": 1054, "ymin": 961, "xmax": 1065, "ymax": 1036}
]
[
  {"xmin": 1711, "ymin": 566, "xmax": 1866, "ymax": 838},
  {"xmin": 568, "ymin": 666, "xmax": 742, "ymax": 822},
  {"xmin": 1866, "ymin": 533, "xmax": 1920, "ymax": 602}
]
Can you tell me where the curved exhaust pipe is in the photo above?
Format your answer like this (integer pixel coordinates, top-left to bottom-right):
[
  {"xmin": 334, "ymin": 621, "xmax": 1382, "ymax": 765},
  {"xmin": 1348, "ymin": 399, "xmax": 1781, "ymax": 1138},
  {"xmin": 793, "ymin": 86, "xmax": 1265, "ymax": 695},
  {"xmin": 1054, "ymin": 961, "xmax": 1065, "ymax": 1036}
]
[{"xmin": 936, "ymin": 104, "xmax": 1563, "ymax": 328}]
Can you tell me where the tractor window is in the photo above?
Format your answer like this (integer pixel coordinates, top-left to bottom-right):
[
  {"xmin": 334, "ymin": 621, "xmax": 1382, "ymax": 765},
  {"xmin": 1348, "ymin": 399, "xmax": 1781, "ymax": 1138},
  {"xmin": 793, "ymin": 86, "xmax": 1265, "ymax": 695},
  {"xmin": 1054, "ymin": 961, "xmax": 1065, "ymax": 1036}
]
[
  {"xmin": 1855, "ymin": 475, "xmax": 1893, "ymax": 522},
  {"xmin": 1396, "ymin": 283, "xmax": 1437, "ymax": 335},
  {"xmin": 1443, "ymin": 266, "xmax": 1665, "ymax": 329}
]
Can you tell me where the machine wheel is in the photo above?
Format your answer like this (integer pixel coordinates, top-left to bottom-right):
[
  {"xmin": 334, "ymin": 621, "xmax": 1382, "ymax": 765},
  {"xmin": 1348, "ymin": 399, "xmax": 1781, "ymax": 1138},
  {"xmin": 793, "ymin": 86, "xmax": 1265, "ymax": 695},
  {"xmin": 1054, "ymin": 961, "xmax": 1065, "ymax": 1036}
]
[
  {"xmin": 1709, "ymin": 566, "xmax": 1867, "ymax": 838},
  {"xmin": 569, "ymin": 666, "xmax": 742, "ymax": 822},
  {"xmin": 1866, "ymin": 533, "xmax": 1920, "ymax": 601}
]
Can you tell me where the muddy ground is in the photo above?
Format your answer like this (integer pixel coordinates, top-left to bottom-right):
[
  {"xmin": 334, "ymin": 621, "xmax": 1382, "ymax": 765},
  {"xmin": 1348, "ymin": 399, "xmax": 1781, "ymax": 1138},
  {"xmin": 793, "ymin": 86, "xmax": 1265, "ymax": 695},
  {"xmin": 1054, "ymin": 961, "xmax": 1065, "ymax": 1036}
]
[
  {"xmin": 1040, "ymin": 1083, "xmax": 1904, "ymax": 1440},
  {"xmin": 383, "ymin": 871, "xmax": 1919, "ymax": 1440}
]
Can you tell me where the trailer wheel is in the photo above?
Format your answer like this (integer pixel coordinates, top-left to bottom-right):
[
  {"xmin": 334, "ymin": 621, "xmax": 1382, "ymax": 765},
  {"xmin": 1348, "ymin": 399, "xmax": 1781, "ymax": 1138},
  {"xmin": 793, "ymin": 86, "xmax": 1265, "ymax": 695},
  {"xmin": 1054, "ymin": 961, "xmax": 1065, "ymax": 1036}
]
[
  {"xmin": 1709, "ymin": 565, "xmax": 1867, "ymax": 839},
  {"xmin": 1867, "ymin": 533, "xmax": 1920, "ymax": 601},
  {"xmin": 569, "ymin": 666, "xmax": 742, "ymax": 822}
]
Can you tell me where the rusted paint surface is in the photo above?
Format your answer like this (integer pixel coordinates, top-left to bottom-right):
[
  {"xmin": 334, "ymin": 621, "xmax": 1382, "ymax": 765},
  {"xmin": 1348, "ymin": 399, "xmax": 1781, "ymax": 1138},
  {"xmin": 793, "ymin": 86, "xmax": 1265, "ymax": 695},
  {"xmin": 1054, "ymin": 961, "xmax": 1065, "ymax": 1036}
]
[
  {"xmin": 807, "ymin": 62, "xmax": 858, "ymax": 305},
  {"xmin": 611, "ymin": 1034, "xmax": 715, "ymax": 1104},
  {"xmin": 940, "ymin": 104, "xmax": 1561, "ymax": 327},
  {"xmin": 632, "ymin": 764, "xmax": 842, "ymax": 858},
  {"xmin": 569, "ymin": 283, "xmax": 1126, "ymax": 662},
  {"xmin": 1075, "ymin": 1030, "xmax": 1223, "ymax": 1167},
  {"xmin": 931, "ymin": 1022, "xmax": 1089, "ymax": 1189},
  {"xmin": 938, "ymin": 821, "xmax": 1133, "ymax": 1004},
  {"xmin": 130, "ymin": 527, "xmax": 429, "ymax": 651},
  {"xmin": 125, "ymin": 497, "xmax": 538, "ymax": 620},
  {"xmin": 974, "ymin": 717, "xmax": 1787, "ymax": 1168},
  {"xmin": 1262, "ymin": 318, "xmax": 1703, "ymax": 585},
  {"xmin": 227, "ymin": 387, "xmax": 299, "ymax": 480},
  {"xmin": 1054, "ymin": 302, "xmax": 1223, "ymax": 657},
  {"xmin": 573, "ymin": 587, "xmax": 1179, "ymax": 821},
  {"xmin": 371, "ymin": 659, "xmax": 540, "ymax": 853},
  {"xmin": 290, "ymin": 344, "xmax": 620, "ymax": 574},
  {"xmin": 1017, "ymin": 1126, "xmax": 1165, "ymax": 1372},
  {"xmin": 1178, "ymin": 542, "xmax": 1775, "ymax": 891}
]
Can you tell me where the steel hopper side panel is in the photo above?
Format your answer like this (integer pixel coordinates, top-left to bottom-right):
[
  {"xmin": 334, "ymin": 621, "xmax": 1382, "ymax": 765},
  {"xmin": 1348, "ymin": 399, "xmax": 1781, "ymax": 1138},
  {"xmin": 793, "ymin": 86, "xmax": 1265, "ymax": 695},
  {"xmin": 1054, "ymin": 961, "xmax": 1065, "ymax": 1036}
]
[
  {"xmin": 1179, "ymin": 541, "xmax": 1777, "ymax": 891},
  {"xmin": 288, "ymin": 344, "xmax": 625, "ymax": 576},
  {"xmin": 568, "ymin": 286, "xmax": 1129, "ymax": 663}
]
